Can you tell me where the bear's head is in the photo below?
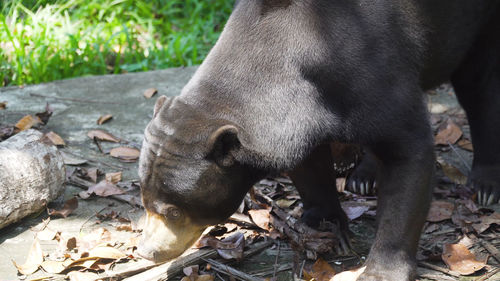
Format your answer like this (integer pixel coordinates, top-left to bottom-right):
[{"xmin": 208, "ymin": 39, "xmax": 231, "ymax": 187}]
[{"xmin": 137, "ymin": 96, "xmax": 265, "ymax": 262}]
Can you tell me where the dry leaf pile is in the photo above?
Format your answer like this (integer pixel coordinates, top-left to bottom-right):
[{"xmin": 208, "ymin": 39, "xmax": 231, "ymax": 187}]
[
  {"xmin": 12, "ymin": 226, "xmax": 138, "ymax": 279},
  {"xmin": 1, "ymin": 103, "xmax": 54, "ymax": 140}
]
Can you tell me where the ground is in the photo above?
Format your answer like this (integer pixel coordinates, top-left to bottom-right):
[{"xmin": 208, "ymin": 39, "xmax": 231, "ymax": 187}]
[{"xmin": 0, "ymin": 68, "xmax": 498, "ymax": 281}]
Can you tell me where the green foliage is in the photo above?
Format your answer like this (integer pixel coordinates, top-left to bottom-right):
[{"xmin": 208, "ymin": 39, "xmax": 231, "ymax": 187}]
[{"xmin": 0, "ymin": 0, "xmax": 234, "ymax": 86}]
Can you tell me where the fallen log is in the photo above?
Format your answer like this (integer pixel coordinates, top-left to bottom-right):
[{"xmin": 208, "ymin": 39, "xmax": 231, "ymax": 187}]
[{"xmin": 0, "ymin": 129, "xmax": 66, "ymax": 229}]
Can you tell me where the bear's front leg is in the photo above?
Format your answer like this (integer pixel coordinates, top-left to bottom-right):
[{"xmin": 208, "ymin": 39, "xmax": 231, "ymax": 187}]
[
  {"xmin": 289, "ymin": 143, "xmax": 351, "ymax": 253},
  {"xmin": 357, "ymin": 131, "xmax": 434, "ymax": 281}
]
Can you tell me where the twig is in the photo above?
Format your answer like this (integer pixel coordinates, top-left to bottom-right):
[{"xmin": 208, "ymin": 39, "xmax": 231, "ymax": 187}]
[
  {"xmin": 26, "ymin": 276, "xmax": 58, "ymax": 281},
  {"xmin": 100, "ymin": 260, "xmax": 160, "ymax": 280},
  {"xmin": 270, "ymin": 208, "xmax": 337, "ymax": 254},
  {"xmin": 475, "ymin": 266, "xmax": 500, "ymax": 281},
  {"xmin": 252, "ymin": 263, "xmax": 293, "ymax": 277},
  {"xmin": 115, "ymin": 248, "xmax": 218, "ymax": 281},
  {"xmin": 79, "ymin": 206, "xmax": 108, "ymax": 233},
  {"xmin": 92, "ymin": 137, "xmax": 104, "ymax": 153},
  {"xmin": 272, "ymin": 208, "xmax": 336, "ymax": 239},
  {"xmin": 228, "ymin": 240, "xmax": 274, "ymax": 262},
  {"xmin": 418, "ymin": 261, "xmax": 460, "ymax": 277},
  {"xmin": 481, "ymin": 239, "xmax": 500, "ymax": 263},
  {"xmin": 431, "ymin": 228, "xmax": 458, "ymax": 236},
  {"xmin": 447, "ymin": 141, "xmax": 471, "ymax": 172},
  {"xmin": 204, "ymin": 258, "xmax": 265, "ymax": 281},
  {"xmin": 212, "ymin": 240, "xmax": 275, "ymax": 266},
  {"xmin": 418, "ymin": 273, "xmax": 457, "ymax": 281},
  {"xmin": 326, "ymin": 256, "xmax": 360, "ymax": 264},
  {"xmin": 272, "ymin": 241, "xmax": 281, "ymax": 279},
  {"xmin": 215, "ymin": 272, "xmax": 225, "ymax": 281},
  {"xmin": 29, "ymin": 93, "xmax": 125, "ymax": 105},
  {"xmin": 31, "ymin": 217, "xmax": 51, "ymax": 233},
  {"xmin": 298, "ymin": 260, "xmax": 306, "ymax": 280},
  {"xmin": 62, "ymin": 150, "xmax": 126, "ymax": 170}
]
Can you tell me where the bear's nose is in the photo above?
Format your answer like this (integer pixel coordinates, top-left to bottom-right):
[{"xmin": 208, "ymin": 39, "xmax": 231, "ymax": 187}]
[{"xmin": 136, "ymin": 242, "xmax": 156, "ymax": 261}]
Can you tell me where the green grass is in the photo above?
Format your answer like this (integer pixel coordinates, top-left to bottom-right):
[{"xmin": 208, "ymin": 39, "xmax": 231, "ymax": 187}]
[{"xmin": 0, "ymin": 0, "xmax": 234, "ymax": 86}]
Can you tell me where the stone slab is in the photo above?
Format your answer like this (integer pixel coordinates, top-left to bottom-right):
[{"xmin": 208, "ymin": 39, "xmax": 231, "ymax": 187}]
[
  {"xmin": 0, "ymin": 67, "xmax": 197, "ymax": 280},
  {"xmin": 0, "ymin": 68, "xmax": 497, "ymax": 281}
]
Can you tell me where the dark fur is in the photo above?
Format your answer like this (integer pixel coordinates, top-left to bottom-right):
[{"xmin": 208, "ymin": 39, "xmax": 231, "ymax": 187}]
[{"xmin": 139, "ymin": 1, "xmax": 500, "ymax": 280}]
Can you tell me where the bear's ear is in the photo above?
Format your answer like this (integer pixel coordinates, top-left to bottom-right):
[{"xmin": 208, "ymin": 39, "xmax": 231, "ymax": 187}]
[
  {"xmin": 207, "ymin": 125, "xmax": 241, "ymax": 167},
  {"xmin": 153, "ymin": 95, "xmax": 169, "ymax": 118}
]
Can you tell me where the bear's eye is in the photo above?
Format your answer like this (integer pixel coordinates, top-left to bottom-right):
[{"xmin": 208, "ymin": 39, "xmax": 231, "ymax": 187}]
[
  {"xmin": 154, "ymin": 202, "xmax": 181, "ymax": 220},
  {"xmin": 166, "ymin": 206, "xmax": 181, "ymax": 220}
]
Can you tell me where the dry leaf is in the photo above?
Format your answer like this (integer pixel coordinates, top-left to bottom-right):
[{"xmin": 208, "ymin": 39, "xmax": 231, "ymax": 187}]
[
  {"xmin": 105, "ymin": 172, "xmax": 122, "ymax": 184},
  {"xmin": 48, "ymin": 197, "xmax": 78, "ymax": 218},
  {"xmin": 0, "ymin": 101, "xmax": 6, "ymax": 109},
  {"xmin": 0, "ymin": 125, "xmax": 15, "ymax": 140},
  {"xmin": 40, "ymin": 260, "xmax": 66, "ymax": 274},
  {"xmin": 438, "ymin": 160, "xmax": 467, "ymax": 185},
  {"xmin": 86, "ymin": 167, "xmax": 99, "ymax": 183},
  {"xmin": 66, "ymin": 237, "xmax": 77, "ymax": 250},
  {"xmin": 424, "ymin": 223, "xmax": 440, "ymax": 234},
  {"xmin": 217, "ymin": 232, "xmax": 245, "ymax": 260},
  {"xmin": 289, "ymin": 205, "xmax": 304, "ymax": 219},
  {"xmin": 331, "ymin": 267, "xmax": 366, "ymax": 281},
  {"xmin": 37, "ymin": 228, "xmax": 58, "ymax": 241},
  {"xmin": 87, "ymin": 129, "xmax": 120, "ymax": 142},
  {"xmin": 427, "ymin": 200, "xmax": 454, "ymax": 222},
  {"xmin": 472, "ymin": 212, "xmax": 500, "ymax": 234},
  {"xmin": 109, "ymin": 146, "xmax": 140, "ymax": 162},
  {"xmin": 181, "ymin": 275, "xmax": 214, "ymax": 281},
  {"xmin": 116, "ymin": 224, "xmax": 133, "ymax": 232},
  {"xmin": 435, "ymin": 119, "xmax": 463, "ymax": 145},
  {"xmin": 61, "ymin": 151, "xmax": 88, "ymax": 166},
  {"xmin": 206, "ymin": 225, "xmax": 228, "ymax": 237},
  {"xmin": 88, "ymin": 246, "xmax": 126, "ymax": 259},
  {"xmin": 67, "ymin": 271, "xmax": 99, "ymax": 281},
  {"xmin": 15, "ymin": 115, "xmax": 41, "ymax": 131},
  {"xmin": 457, "ymin": 139, "xmax": 473, "ymax": 151},
  {"xmin": 275, "ymin": 198, "xmax": 297, "ymax": 209},
  {"xmin": 56, "ymin": 233, "xmax": 78, "ymax": 252},
  {"xmin": 460, "ymin": 198, "xmax": 479, "ymax": 213},
  {"xmin": 42, "ymin": 131, "xmax": 66, "ymax": 146},
  {"xmin": 223, "ymin": 223, "xmax": 238, "ymax": 233},
  {"xmin": 268, "ymin": 229, "xmax": 283, "ymax": 239},
  {"xmin": 97, "ymin": 114, "xmax": 113, "ymax": 125},
  {"xmin": 248, "ymin": 209, "xmax": 271, "ymax": 231},
  {"xmin": 304, "ymin": 258, "xmax": 336, "ymax": 281},
  {"xmin": 65, "ymin": 257, "xmax": 98, "ymax": 271},
  {"xmin": 198, "ymin": 232, "xmax": 245, "ymax": 260},
  {"xmin": 143, "ymin": 88, "xmax": 158, "ymax": 99},
  {"xmin": 79, "ymin": 180, "xmax": 125, "ymax": 199},
  {"xmin": 451, "ymin": 204, "xmax": 479, "ymax": 228},
  {"xmin": 35, "ymin": 103, "xmax": 53, "ymax": 124},
  {"xmin": 442, "ymin": 243, "xmax": 486, "ymax": 275},
  {"xmin": 12, "ymin": 239, "xmax": 43, "ymax": 275},
  {"xmin": 125, "ymin": 235, "xmax": 140, "ymax": 248},
  {"xmin": 96, "ymin": 211, "xmax": 119, "ymax": 221},
  {"xmin": 78, "ymin": 228, "xmax": 112, "ymax": 254},
  {"xmin": 344, "ymin": 205, "xmax": 371, "ymax": 221},
  {"xmin": 183, "ymin": 265, "xmax": 199, "ymax": 278}
]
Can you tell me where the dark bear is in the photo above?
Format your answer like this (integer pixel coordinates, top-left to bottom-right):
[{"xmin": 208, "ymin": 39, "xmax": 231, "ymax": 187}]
[{"xmin": 137, "ymin": 1, "xmax": 500, "ymax": 280}]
